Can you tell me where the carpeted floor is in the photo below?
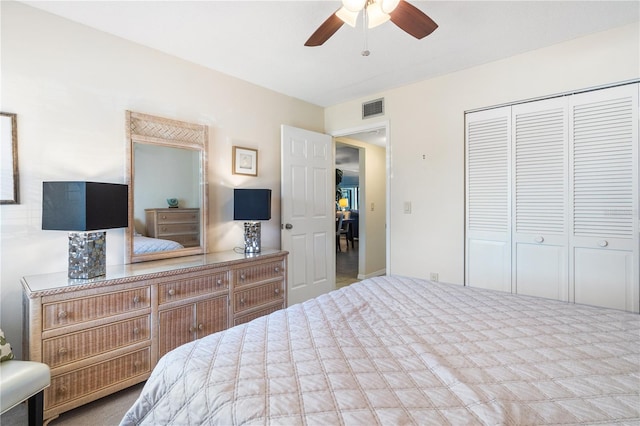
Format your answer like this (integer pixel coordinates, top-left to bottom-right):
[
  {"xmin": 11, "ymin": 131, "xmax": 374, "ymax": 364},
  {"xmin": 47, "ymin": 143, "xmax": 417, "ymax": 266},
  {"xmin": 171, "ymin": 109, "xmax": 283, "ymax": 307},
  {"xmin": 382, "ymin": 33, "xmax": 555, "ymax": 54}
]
[{"xmin": 1, "ymin": 382, "xmax": 144, "ymax": 426}]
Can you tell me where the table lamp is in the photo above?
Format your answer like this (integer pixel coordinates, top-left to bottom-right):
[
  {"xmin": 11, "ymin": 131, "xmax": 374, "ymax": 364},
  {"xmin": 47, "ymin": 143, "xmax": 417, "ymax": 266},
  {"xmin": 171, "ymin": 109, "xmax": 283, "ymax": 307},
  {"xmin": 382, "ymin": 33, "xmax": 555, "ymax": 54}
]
[
  {"xmin": 338, "ymin": 198, "xmax": 348, "ymax": 210},
  {"xmin": 233, "ymin": 189, "xmax": 271, "ymax": 253},
  {"xmin": 42, "ymin": 181, "xmax": 128, "ymax": 279}
]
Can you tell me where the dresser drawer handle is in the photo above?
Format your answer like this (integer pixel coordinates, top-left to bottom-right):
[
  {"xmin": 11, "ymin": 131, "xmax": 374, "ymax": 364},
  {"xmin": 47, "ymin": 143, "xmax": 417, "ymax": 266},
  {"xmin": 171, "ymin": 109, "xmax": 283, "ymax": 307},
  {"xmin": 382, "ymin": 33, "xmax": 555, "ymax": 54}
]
[
  {"xmin": 161, "ymin": 227, "xmax": 168, "ymax": 232},
  {"xmin": 216, "ymin": 279, "xmax": 222, "ymax": 286},
  {"xmin": 133, "ymin": 295, "xmax": 141, "ymax": 303},
  {"xmin": 168, "ymin": 289, "xmax": 176, "ymax": 296},
  {"xmin": 133, "ymin": 327, "xmax": 140, "ymax": 335},
  {"xmin": 534, "ymin": 236, "xmax": 544, "ymax": 243},
  {"xmin": 198, "ymin": 323, "xmax": 204, "ymax": 331},
  {"xmin": 240, "ymin": 298, "xmax": 245, "ymax": 305},
  {"xmin": 161, "ymin": 215, "xmax": 167, "ymax": 219},
  {"xmin": 58, "ymin": 310, "xmax": 68, "ymax": 319},
  {"xmin": 240, "ymin": 274, "xmax": 246, "ymax": 281},
  {"xmin": 274, "ymin": 266, "xmax": 280, "ymax": 273},
  {"xmin": 598, "ymin": 240, "xmax": 608, "ymax": 247},
  {"xmin": 58, "ymin": 347, "xmax": 68, "ymax": 355},
  {"xmin": 58, "ymin": 385, "xmax": 68, "ymax": 394},
  {"xmin": 134, "ymin": 361, "xmax": 142, "ymax": 368},
  {"xmin": 274, "ymin": 288, "xmax": 280, "ymax": 295},
  {"xmin": 189, "ymin": 326, "xmax": 195, "ymax": 333}
]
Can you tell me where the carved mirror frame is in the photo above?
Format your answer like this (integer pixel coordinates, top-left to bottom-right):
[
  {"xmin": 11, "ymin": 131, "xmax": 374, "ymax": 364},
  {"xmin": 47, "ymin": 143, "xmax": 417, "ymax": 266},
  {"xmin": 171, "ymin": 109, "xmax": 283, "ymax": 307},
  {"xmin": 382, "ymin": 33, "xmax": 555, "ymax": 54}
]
[
  {"xmin": 126, "ymin": 111, "xmax": 208, "ymax": 263},
  {"xmin": 1, "ymin": 112, "xmax": 19, "ymax": 204}
]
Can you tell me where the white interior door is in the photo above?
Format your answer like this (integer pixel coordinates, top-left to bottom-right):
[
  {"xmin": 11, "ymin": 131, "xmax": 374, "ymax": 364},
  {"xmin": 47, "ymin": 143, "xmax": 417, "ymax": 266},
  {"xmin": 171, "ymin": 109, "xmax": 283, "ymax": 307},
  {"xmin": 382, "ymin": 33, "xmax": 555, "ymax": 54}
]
[
  {"xmin": 569, "ymin": 84, "xmax": 639, "ymax": 312},
  {"xmin": 465, "ymin": 106, "xmax": 512, "ymax": 292},
  {"xmin": 511, "ymin": 97, "xmax": 569, "ymax": 301},
  {"xmin": 281, "ymin": 125, "xmax": 335, "ymax": 306}
]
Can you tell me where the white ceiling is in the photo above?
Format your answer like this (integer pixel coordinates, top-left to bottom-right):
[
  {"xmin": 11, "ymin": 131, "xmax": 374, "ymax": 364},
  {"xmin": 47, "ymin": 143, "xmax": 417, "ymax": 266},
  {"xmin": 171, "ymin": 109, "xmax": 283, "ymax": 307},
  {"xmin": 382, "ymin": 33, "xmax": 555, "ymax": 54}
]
[{"xmin": 21, "ymin": 1, "xmax": 639, "ymax": 108}]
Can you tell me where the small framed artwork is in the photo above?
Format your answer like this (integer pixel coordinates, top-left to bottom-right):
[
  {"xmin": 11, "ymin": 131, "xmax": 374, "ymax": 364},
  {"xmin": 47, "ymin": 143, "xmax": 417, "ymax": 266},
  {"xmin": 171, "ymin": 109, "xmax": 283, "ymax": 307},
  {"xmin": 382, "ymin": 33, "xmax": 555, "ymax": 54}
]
[{"xmin": 232, "ymin": 146, "xmax": 258, "ymax": 176}]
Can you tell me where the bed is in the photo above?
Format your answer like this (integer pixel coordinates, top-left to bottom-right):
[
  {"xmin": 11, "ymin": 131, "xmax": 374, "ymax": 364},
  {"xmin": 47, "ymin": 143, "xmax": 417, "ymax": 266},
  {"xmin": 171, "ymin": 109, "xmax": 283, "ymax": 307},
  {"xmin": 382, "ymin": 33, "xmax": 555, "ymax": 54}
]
[
  {"xmin": 133, "ymin": 235, "xmax": 184, "ymax": 255},
  {"xmin": 120, "ymin": 275, "xmax": 640, "ymax": 425}
]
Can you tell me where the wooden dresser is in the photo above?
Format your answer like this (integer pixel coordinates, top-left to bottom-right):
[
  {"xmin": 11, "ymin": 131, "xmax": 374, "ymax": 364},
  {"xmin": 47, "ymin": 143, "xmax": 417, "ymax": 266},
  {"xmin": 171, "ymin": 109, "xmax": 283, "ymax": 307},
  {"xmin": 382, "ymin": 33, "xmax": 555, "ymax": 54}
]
[
  {"xmin": 145, "ymin": 208, "xmax": 200, "ymax": 247},
  {"xmin": 22, "ymin": 249, "xmax": 287, "ymax": 424}
]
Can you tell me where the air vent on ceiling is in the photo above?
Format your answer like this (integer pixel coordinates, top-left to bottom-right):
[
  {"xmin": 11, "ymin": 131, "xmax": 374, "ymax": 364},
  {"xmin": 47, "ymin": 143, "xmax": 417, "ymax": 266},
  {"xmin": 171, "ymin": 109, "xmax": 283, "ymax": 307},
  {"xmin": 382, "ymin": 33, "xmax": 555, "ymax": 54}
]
[{"xmin": 362, "ymin": 98, "xmax": 384, "ymax": 119}]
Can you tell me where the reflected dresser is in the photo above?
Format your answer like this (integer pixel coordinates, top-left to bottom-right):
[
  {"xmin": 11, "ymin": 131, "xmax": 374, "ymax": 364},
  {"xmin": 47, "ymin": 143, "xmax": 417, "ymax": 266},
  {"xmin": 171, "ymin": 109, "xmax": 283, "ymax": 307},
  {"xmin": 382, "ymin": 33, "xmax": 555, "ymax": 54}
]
[
  {"xmin": 22, "ymin": 249, "xmax": 287, "ymax": 424},
  {"xmin": 145, "ymin": 208, "xmax": 200, "ymax": 247}
]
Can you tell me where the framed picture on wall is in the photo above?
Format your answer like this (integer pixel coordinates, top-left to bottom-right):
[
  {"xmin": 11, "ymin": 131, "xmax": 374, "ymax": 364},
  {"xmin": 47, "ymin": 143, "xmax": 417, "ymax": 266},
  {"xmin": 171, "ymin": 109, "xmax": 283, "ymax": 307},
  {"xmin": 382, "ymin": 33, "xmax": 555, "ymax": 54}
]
[
  {"xmin": 232, "ymin": 146, "xmax": 258, "ymax": 176},
  {"xmin": 1, "ymin": 112, "xmax": 19, "ymax": 204}
]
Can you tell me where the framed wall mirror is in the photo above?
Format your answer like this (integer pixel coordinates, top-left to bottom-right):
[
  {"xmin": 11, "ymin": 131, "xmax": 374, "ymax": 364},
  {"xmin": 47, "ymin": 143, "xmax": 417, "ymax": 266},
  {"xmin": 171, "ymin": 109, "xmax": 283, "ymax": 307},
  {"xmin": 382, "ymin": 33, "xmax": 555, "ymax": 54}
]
[
  {"xmin": 1, "ymin": 112, "xmax": 19, "ymax": 204},
  {"xmin": 126, "ymin": 111, "xmax": 208, "ymax": 263}
]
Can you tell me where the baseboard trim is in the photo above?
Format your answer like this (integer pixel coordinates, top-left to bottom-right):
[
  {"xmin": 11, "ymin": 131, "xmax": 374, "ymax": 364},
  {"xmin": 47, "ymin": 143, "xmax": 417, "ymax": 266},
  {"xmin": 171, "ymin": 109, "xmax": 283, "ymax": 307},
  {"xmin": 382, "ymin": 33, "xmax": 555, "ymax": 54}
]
[{"xmin": 358, "ymin": 269, "xmax": 386, "ymax": 280}]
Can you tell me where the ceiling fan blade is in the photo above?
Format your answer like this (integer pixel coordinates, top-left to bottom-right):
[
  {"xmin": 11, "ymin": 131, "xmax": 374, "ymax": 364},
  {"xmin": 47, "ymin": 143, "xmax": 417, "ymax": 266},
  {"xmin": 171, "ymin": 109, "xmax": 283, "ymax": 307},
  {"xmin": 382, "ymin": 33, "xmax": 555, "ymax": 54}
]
[
  {"xmin": 305, "ymin": 10, "xmax": 344, "ymax": 46},
  {"xmin": 390, "ymin": 1, "xmax": 438, "ymax": 40}
]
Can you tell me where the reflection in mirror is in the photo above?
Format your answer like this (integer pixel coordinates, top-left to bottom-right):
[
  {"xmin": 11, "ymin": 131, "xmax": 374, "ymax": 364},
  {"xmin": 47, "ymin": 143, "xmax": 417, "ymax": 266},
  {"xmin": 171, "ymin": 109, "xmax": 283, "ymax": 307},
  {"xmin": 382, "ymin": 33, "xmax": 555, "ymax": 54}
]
[{"xmin": 126, "ymin": 111, "xmax": 208, "ymax": 263}]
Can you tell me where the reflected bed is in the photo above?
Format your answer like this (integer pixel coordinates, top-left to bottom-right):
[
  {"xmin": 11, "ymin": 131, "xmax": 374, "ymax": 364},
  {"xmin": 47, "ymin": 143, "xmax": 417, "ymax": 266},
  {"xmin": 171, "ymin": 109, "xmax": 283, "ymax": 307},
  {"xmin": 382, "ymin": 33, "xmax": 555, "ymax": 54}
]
[{"xmin": 133, "ymin": 235, "xmax": 184, "ymax": 255}]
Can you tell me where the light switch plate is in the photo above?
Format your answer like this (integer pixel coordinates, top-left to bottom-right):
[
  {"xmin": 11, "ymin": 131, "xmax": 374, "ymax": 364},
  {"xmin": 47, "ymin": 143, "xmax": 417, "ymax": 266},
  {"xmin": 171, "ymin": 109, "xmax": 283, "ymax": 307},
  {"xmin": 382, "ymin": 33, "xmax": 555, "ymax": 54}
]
[{"xmin": 404, "ymin": 201, "xmax": 411, "ymax": 214}]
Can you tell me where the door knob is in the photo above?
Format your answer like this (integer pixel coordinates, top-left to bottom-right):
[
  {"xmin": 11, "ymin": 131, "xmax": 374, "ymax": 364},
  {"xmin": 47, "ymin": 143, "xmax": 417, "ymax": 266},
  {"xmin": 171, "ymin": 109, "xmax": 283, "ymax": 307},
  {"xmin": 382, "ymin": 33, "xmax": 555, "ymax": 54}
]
[{"xmin": 285, "ymin": 223, "xmax": 293, "ymax": 230}]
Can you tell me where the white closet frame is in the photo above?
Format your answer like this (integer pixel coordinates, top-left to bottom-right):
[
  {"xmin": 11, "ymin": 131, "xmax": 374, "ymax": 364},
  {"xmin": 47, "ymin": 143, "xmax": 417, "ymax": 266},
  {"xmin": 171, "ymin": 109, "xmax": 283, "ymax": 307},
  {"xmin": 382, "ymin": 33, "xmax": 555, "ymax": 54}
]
[{"xmin": 465, "ymin": 82, "xmax": 639, "ymax": 313}]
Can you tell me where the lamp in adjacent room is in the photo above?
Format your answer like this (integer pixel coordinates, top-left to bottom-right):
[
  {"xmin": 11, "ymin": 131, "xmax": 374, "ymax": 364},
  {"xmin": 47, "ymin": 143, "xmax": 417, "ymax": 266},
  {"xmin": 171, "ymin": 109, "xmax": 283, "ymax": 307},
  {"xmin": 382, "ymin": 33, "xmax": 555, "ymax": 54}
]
[
  {"xmin": 42, "ymin": 181, "xmax": 128, "ymax": 279},
  {"xmin": 233, "ymin": 189, "xmax": 272, "ymax": 254},
  {"xmin": 338, "ymin": 198, "xmax": 349, "ymax": 211}
]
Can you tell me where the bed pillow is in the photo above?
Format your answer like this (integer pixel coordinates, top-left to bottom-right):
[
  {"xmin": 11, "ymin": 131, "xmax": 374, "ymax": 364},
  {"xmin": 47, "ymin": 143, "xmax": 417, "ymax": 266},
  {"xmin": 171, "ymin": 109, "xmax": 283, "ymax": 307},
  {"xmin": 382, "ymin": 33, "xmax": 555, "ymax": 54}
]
[{"xmin": 0, "ymin": 328, "xmax": 15, "ymax": 362}]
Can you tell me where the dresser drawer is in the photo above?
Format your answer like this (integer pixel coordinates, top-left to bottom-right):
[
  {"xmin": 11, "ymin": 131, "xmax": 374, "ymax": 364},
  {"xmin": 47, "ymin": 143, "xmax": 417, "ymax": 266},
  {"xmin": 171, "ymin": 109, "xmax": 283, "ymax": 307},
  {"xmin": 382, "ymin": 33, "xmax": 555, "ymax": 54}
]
[
  {"xmin": 45, "ymin": 347, "xmax": 150, "ymax": 408},
  {"xmin": 159, "ymin": 272, "xmax": 229, "ymax": 305},
  {"xmin": 156, "ymin": 222, "xmax": 199, "ymax": 235},
  {"xmin": 42, "ymin": 287, "xmax": 150, "ymax": 331},
  {"xmin": 156, "ymin": 210, "xmax": 199, "ymax": 224},
  {"xmin": 234, "ymin": 303, "xmax": 283, "ymax": 326},
  {"xmin": 42, "ymin": 316, "xmax": 150, "ymax": 368},
  {"xmin": 234, "ymin": 260, "xmax": 284, "ymax": 287},
  {"xmin": 234, "ymin": 281, "xmax": 283, "ymax": 313}
]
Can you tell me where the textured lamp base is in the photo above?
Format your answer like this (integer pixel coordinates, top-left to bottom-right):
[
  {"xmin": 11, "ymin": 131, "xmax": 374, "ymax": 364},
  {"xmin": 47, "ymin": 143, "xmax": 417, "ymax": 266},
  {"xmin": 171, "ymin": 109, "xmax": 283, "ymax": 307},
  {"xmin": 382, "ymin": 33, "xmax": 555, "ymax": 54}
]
[
  {"xmin": 243, "ymin": 222, "xmax": 262, "ymax": 254},
  {"xmin": 68, "ymin": 232, "xmax": 106, "ymax": 279}
]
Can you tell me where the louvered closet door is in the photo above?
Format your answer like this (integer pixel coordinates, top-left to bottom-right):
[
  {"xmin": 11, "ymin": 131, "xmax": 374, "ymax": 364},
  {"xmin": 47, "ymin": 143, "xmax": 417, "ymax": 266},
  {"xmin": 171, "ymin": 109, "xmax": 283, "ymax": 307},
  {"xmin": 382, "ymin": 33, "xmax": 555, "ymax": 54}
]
[
  {"xmin": 512, "ymin": 98, "xmax": 569, "ymax": 301},
  {"xmin": 465, "ymin": 106, "xmax": 511, "ymax": 292},
  {"xmin": 569, "ymin": 84, "xmax": 639, "ymax": 312}
]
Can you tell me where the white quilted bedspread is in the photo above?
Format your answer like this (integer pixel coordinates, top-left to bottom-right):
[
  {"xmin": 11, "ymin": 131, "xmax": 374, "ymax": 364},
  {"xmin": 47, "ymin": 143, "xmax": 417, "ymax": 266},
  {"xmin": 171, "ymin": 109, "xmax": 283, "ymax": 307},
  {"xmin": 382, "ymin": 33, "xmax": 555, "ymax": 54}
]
[
  {"xmin": 133, "ymin": 236, "xmax": 184, "ymax": 255},
  {"xmin": 121, "ymin": 276, "xmax": 640, "ymax": 425}
]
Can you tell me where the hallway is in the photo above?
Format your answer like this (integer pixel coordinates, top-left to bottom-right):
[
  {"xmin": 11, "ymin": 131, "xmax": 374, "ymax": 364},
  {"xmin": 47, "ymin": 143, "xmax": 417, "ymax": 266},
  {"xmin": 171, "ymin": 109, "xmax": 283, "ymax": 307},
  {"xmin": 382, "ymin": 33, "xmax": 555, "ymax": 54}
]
[{"xmin": 336, "ymin": 238, "xmax": 359, "ymax": 289}]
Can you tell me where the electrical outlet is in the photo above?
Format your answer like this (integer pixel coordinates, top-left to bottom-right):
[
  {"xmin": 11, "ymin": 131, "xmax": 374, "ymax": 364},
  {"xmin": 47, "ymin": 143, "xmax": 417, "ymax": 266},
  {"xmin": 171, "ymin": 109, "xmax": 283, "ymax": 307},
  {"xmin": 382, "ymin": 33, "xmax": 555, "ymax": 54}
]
[{"xmin": 429, "ymin": 272, "xmax": 439, "ymax": 282}]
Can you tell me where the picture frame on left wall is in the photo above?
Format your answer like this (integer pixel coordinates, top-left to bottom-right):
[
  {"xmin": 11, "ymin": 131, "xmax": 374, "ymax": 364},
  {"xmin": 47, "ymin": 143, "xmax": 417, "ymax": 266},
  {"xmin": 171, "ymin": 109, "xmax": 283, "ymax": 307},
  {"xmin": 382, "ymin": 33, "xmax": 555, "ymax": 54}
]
[
  {"xmin": 232, "ymin": 146, "xmax": 258, "ymax": 176},
  {"xmin": 1, "ymin": 112, "xmax": 19, "ymax": 204}
]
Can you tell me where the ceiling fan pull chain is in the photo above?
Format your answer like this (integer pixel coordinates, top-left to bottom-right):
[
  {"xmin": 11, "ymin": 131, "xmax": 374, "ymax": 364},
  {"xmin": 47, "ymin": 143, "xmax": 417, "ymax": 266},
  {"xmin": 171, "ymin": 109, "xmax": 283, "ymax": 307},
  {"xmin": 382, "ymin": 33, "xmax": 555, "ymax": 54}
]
[{"xmin": 362, "ymin": 4, "xmax": 370, "ymax": 56}]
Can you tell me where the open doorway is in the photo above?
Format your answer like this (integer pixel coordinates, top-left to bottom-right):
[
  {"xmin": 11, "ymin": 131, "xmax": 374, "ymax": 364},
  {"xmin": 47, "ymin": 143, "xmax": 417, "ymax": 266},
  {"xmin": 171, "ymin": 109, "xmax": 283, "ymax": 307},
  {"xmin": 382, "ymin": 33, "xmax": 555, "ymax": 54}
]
[
  {"xmin": 334, "ymin": 127, "xmax": 387, "ymax": 288},
  {"xmin": 335, "ymin": 143, "xmax": 361, "ymax": 287}
]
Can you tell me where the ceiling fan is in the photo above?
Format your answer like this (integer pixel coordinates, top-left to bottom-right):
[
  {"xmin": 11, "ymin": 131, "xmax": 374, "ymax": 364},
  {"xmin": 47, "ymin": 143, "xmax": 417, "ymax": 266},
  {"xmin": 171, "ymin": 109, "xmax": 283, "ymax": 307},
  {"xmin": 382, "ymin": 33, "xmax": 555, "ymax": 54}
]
[{"xmin": 305, "ymin": 0, "xmax": 438, "ymax": 47}]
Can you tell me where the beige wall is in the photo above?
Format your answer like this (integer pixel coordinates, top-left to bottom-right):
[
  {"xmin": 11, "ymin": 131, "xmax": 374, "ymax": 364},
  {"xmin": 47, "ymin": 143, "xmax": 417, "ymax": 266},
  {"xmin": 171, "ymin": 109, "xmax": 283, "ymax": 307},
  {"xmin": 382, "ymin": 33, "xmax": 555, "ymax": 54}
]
[
  {"xmin": 335, "ymin": 138, "xmax": 386, "ymax": 278},
  {"xmin": 0, "ymin": 2, "xmax": 323, "ymax": 357},
  {"xmin": 325, "ymin": 23, "xmax": 639, "ymax": 284}
]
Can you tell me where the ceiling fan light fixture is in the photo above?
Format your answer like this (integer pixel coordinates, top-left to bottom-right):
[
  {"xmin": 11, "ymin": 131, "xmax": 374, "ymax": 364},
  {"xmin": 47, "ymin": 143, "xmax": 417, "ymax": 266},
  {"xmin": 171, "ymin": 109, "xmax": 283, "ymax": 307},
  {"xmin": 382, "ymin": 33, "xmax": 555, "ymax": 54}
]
[
  {"xmin": 342, "ymin": 0, "xmax": 367, "ymax": 12},
  {"xmin": 367, "ymin": 2, "xmax": 390, "ymax": 28},
  {"xmin": 336, "ymin": 7, "xmax": 360, "ymax": 27},
  {"xmin": 380, "ymin": 0, "xmax": 400, "ymax": 14}
]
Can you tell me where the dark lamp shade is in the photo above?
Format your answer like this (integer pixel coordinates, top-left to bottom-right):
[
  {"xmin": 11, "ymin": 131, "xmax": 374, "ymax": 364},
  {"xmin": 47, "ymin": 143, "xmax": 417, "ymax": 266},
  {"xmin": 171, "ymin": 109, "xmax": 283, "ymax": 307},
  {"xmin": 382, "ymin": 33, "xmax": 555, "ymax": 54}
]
[
  {"xmin": 42, "ymin": 181, "xmax": 129, "ymax": 231},
  {"xmin": 234, "ymin": 189, "xmax": 271, "ymax": 221}
]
